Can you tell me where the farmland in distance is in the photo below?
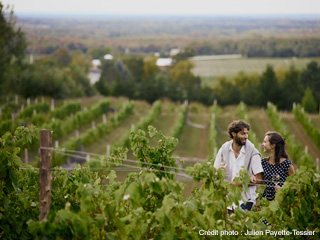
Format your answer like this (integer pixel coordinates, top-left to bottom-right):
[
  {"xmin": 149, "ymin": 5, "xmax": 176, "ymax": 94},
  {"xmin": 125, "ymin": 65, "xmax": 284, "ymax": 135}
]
[{"xmin": 191, "ymin": 57, "xmax": 320, "ymax": 87}]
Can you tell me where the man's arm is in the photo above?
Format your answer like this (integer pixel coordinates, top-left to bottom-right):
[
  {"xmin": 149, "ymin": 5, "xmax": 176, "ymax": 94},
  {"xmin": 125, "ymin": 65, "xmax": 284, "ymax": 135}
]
[
  {"xmin": 213, "ymin": 148, "xmax": 222, "ymax": 169},
  {"xmin": 250, "ymin": 153, "xmax": 264, "ymax": 184},
  {"xmin": 251, "ymin": 172, "xmax": 264, "ymax": 184}
]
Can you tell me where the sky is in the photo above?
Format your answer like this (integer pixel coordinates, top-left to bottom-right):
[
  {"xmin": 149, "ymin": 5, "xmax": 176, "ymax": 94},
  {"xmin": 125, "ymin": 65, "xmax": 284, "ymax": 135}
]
[{"xmin": 2, "ymin": 0, "xmax": 320, "ymax": 15}]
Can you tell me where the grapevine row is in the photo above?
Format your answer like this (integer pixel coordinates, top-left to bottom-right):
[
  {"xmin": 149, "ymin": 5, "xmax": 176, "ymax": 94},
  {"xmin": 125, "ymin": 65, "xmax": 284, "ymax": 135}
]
[
  {"xmin": 293, "ymin": 104, "xmax": 320, "ymax": 150},
  {"xmin": 208, "ymin": 101, "xmax": 218, "ymax": 159},
  {"xmin": 110, "ymin": 100, "xmax": 162, "ymax": 153},
  {"xmin": 42, "ymin": 99, "xmax": 110, "ymax": 139},
  {"xmin": 53, "ymin": 101, "xmax": 135, "ymax": 166},
  {"xmin": 1, "ymin": 126, "xmax": 320, "ymax": 239}
]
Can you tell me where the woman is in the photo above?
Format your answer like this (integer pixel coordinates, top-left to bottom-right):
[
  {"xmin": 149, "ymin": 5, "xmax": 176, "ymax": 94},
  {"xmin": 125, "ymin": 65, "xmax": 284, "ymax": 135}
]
[{"xmin": 261, "ymin": 131, "xmax": 295, "ymax": 201}]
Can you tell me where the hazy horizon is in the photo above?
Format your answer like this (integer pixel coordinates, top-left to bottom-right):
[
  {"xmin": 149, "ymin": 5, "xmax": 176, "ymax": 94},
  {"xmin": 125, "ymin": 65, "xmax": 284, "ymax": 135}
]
[{"xmin": 3, "ymin": 0, "xmax": 320, "ymax": 16}]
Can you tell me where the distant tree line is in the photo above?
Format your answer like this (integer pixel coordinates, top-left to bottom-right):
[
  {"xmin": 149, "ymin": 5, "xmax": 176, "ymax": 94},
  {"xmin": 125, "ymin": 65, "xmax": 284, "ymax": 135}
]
[
  {"xmin": 94, "ymin": 52, "xmax": 320, "ymax": 112},
  {"xmin": 29, "ymin": 37, "xmax": 320, "ymax": 58},
  {"xmin": 95, "ymin": 55, "xmax": 215, "ymax": 106},
  {"xmin": 190, "ymin": 38, "xmax": 320, "ymax": 58},
  {"xmin": 212, "ymin": 61, "xmax": 320, "ymax": 112}
]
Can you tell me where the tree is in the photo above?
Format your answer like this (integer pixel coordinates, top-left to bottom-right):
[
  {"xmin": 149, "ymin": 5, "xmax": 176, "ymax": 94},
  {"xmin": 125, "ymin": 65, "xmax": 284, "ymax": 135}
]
[
  {"xmin": 122, "ymin": 56, "xmax": 144, "ymax": 82},
  {"xmin": 169, "ymin": 60, "xmax": 197, "ymax": 88},
  {"xmin": 142, "ymin": 56, "xmax": 159, "ymax": 82},
  {"xmin": 233, "ymin": 72, "xmax": 260, "ymax": 106},
  {"xmin": 0, "ymin": 3, "xmax": 27, "ymax": 93},
  {"xmin": 300, "ymin": 61, "xmax": 320, "ymax": 102},
  {"xmin": 257, "ymin": 65, "xmax": 280, "ymax": 107},
  {"xmin": 302, "ymin": 88, "xmax": 318, "ymax": 113},
  {"xmin": 213, "ymin": 76, "xmax": 241, "ymax": 106},
  {"xmin": 88, "ymin": 47, "xmax": 111, "ymax": 59},
  {"xmin": 172, "ymin": 47, "xmax": 196, "ymax": 62},
  {"xmin": 97, "ymin": 59, "xmax": 121, "ymax": 89},
  {"xmin": 52, "ymin": 48, "xmax": 71, "ymax": 67},
  {"xmin": 278, "ymin": 66, "xmax": 304, "ymax": 110}
]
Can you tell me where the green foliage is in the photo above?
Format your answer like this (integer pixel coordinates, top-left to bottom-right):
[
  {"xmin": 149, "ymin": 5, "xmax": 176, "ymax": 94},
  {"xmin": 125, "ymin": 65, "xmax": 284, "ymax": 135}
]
[
  {"xmin": 172, "ymin": 47, "xmax": 196, "ymax": 62},
  {"xmin": 170, "ymin": 60, "xmax": 197, "ymax": 88},
  {"xmin": 52, "ymin": 48, "xmax": 72, "ymax": 67},
  {"xmin": 213, "ymin": 76, "xmax": 241, "ymax": 106},
  {"xmin": 260, "ymin": 167, "xmax": 320, "ymax": 233},
  {"xmin": 0, "ymin": 3, "xmax": 27, "ymax": 89},
  {"xmin": 0, "ymin": 126, "xmax": 39, "ymax": 239},
  {"xmin": 277, "ymin": 66, "xmax": 304, "ymax": 110},
  {"xmin": 169, "ymin": 102, "xmax": 187, "ymax": 141},
  {"xmin": 293, "ymin": 104, "xmax": 320, "ymax": 149},
  {"xmin": 43, "ymin": 99, "xmax": 110, "ymax": 140},
  {"xmin": 50, "ymin": 101, "xmax": 81, "ymax": 119},
  {"xmin": 1, "ymin": 125, "xmax": 320, "ymax": 239},
  {"xmin": 19, "ymin": 102, "xmax": 50, "ymax": 119},
  {"xmin": 208, "ymin": 102, "xmax": 219, "ymax": 159},
  {"xmin": 301, "ymin": 88, "xmax": 318, "ymax": 113},
  {"xmin": 122, "ymin": 56, "xmax": 144, "ymax": 82},
  {"xmin": 300, "ymin": 61, "xmax": 320, "ymax": 102},
  {"xmin": 131, "ymin": 126, "xmax": 179, "ymax": 180},
  {"xmin": 142, "ymin": 56, "xmax": 159, "ymax": 82},
  {"xmin": 267, "ymin": 103, "xmax": 315, "ymax": 168},
  {"xmin": 111, "ymin": 100, "xmax": 161, "ymax": 152},
  {"xmin": 53, "ymin": 100, "xmax": 134, "ymax": 166},
  {"xmin": 257, "ymin": 65, "xmax": 280, "ymax": 107}
]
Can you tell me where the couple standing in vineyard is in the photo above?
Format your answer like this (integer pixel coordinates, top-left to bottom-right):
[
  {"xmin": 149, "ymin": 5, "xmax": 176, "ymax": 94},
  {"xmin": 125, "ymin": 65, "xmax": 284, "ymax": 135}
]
[{"xmin": 214, "ymin": 120, "xmax": 295, "ymax": 214}]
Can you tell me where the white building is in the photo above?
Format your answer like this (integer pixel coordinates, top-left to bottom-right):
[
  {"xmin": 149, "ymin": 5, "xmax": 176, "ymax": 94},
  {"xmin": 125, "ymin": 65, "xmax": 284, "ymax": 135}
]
[{"xmin": 156, "ymin": 58, "xmax": 173, "ymax": 69}]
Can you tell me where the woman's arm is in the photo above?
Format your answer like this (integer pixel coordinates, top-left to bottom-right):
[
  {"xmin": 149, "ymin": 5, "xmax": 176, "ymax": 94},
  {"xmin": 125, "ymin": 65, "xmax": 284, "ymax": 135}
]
[
  {"xmin": 275, "ymin": 164, "xmax": 295, "ymax": 191},
  {"xmin": 287, "ymin": 164, "xmax": 295, "ymax": 176}
]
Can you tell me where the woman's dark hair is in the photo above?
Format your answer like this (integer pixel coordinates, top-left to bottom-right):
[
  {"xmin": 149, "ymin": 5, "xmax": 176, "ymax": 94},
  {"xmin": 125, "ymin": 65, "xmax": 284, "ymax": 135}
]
[
  {"xmin": 265, "ymin": 131, "xmax": 288, "ymax": 166},
  {"xmin": 228, "ymin": 120, "xmax": 250, "ymax": 139}
]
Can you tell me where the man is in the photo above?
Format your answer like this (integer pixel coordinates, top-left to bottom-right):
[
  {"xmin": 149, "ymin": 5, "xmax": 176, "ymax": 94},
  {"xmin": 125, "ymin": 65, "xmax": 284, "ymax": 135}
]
[{"xmin": 214, "ymin": 120, "xmax": 264, "ymax": 213}]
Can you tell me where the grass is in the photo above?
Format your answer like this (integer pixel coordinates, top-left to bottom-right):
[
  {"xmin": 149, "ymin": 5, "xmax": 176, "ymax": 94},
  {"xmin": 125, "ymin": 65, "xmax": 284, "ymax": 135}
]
[{"xmin": 174, "ymin": 103, "xmax": 210, "ymax": 159}]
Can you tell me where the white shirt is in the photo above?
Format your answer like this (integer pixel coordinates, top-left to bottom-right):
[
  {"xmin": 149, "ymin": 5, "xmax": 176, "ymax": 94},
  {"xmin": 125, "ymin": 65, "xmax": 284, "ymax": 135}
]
[{"xmin": 214, "ymin": 141, "xmax": 263, "ymax": 207}]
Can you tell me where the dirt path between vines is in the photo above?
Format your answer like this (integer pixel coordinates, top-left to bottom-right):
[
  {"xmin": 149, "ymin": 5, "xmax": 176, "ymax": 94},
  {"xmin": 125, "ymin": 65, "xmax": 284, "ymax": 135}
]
[{"xmin": 196, "ymin": 111, "xmax": 209, "ymax": 159}]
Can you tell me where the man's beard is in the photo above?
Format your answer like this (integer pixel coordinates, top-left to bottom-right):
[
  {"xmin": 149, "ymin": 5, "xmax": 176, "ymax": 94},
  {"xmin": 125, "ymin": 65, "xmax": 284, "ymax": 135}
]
[{"xmin": 235, "ymin": 135, "xmax": 246, "ymax": 146}]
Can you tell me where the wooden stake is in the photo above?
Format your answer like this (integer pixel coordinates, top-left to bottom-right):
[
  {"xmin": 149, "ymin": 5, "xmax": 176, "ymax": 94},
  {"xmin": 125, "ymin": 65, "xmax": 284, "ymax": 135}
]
[
  {"xmin": 24, "ymin": 148, "xmax": 28, "ymax": 164},
  {"xmin": 51, "ymin": 99, "xmax": 55, "ymax": 111},
  {"xmin": 103, "ymin": 114, "xmax": 107, "ymax": 124},
  {"xmin": 39, "ymin": 130, "xmax": 52, "ymax": 222},
  {"xmin": 106, "ymin": 145, "xmax": 110, "ymax": 157}
]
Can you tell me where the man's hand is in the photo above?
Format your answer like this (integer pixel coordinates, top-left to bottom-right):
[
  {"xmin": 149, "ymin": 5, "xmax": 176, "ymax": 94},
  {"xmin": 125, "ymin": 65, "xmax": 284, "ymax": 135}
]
[
  {"xmin": 230, "ymin": 181, "xmax": 242, "ymax": 186},
  {"xmin": 250, "ymin": 174, "xmax": 257, "ymax": 183},
  {"xmin": 253, "ymin": 172, "xmax": 264, "ymax": 184}
]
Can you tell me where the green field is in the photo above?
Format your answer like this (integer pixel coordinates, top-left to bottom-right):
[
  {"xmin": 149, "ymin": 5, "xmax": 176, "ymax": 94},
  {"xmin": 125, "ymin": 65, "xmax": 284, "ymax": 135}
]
[{"xmin": 191, "ymin": 57, "xmax": 320, "ymax": 87}]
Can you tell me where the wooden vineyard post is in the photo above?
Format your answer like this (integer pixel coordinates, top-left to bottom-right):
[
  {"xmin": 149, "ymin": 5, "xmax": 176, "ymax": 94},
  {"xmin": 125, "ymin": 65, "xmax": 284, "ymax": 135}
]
[{"xmin": 39, "ymin": 130, "xmax": 52, "ymax": 222}]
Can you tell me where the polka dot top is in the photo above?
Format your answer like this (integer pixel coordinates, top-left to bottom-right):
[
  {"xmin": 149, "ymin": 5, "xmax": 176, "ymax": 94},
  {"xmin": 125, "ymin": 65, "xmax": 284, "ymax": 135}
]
[{"xmin": 261, "ymin": 158, "xmax": 292, "ymax": 201}]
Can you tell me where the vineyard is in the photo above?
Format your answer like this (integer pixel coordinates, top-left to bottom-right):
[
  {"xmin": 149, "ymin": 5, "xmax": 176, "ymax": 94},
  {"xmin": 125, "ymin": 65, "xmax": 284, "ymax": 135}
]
[
  {"xmin": 191, "ymin": 57, "xmax": 320, "ymax": 87},
  {"xmin": 1, "ymin": 96, "xmax": 320, "ymax": 239}
]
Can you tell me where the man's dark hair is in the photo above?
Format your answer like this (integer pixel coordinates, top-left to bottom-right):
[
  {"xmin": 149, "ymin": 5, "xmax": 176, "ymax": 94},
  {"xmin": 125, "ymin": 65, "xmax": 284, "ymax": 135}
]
[{"xmin": 228, "ymin": 120, "xmax": 250, "ymax": 139}]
